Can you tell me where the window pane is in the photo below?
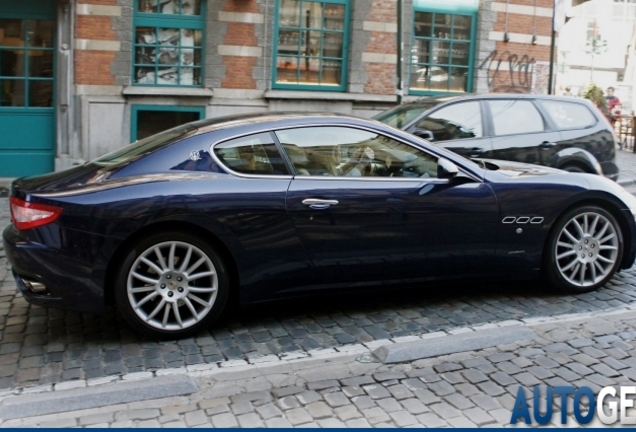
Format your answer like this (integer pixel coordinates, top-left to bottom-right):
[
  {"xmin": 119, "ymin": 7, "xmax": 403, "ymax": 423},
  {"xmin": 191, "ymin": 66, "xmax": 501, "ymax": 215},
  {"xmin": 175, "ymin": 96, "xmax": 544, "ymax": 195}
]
[
  {"xmin": 0, "ymin": 49, "xmax": 24, "ymax": 77},
  {"xmin": 323, "ymin": 32, "xmax": 343, "ymax": 57},
  {"xmin": 539, "ymin": 100, "xmax": 596, "ymax": 129},
  {"xmin": 453, "ymin": 15, "xmax": 471, "ymax": 40},
  {"xmin": 449, "ymin": 68, "xmax": 468, "ymax": 92},
  {"xmin": 277, "ymin": 56, "xmax": 298, "ymax": 83},
  {"xmin": 277, "ymin": 126, "xmax": 439, "ymax": 178},
  {"xmin": 322, "ymin": 60, "xmax": 341, "ymax": 84},
  {"xmin": 489, "ymin": 100, "xmax": 545, "ymax": 135},
  {"xmin": 432, "ymin": 41, "xmax": 451, "ymax": 64},
  {"xmin": 451, "ymin": 43, "xmax": 469, "ymax": 66},
  {"xmin": 0, "ymin": 20, "xmax": 24, "ymax": 46},
  {"xmin": 430, "ymin": 65, "xmax": 449, "ymax": 90},
  {"xmin": 280, "ymin": 0, "xmax": 301, "ymax": 27},
  {"xmin": 29, "ymin": 80, "xmax": 52, "ymax": 107},
  {"xmin": 411, "ymin": 39, "xmax": 430, "ymax": 64},
  {"xmin": 29, "ymin": 51, "xmax": 53, "ymax": 77},
  {"xmin": 324, "ymin": 4, "xmax": 345, "ymax": 30},
  {"xmin": 136, "ymin": 109, "xmax": 200, "ymax": 140},
  {"xmin": 134, "ymin": 27, "xmax": 201, "ymax": 85},
  {"xmin": 302, "ymin": 2, "xmax": 324, "ymax": 28},
  {"xmin": 26, "ymin": 20, "xmax": 54, "ymax": 48},
  {"xmin": 180, "ymin": 0, "xmax": 200, "ymax": 15},
  {"xmin": 214, "ymin": 133, "xmax": 289, "ymax": 176},
  {"xmin": 414, "ymin": 12, "xmax": 433, "ymax": 37},
  {"xmin": 0, "ymin": 80, "xmax": 25, "ymax": 106},
  {"xmin": 278, "ymin": 30, "xmax": 300, "ymax": 55},
  {"xmin": 434, "ymin": 14, "xmax": 452, "ymax": 39},
  {"xmin": 416, "ymin": 101, "xmax": 482, "ymax": 141}
]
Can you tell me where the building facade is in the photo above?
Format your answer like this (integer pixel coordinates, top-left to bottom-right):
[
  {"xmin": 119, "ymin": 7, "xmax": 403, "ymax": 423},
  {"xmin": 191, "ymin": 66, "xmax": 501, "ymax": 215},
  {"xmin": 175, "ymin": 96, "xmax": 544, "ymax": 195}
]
[{"xmin": 0, "ymin": 0, "xmax": 554, "ymax": 178}]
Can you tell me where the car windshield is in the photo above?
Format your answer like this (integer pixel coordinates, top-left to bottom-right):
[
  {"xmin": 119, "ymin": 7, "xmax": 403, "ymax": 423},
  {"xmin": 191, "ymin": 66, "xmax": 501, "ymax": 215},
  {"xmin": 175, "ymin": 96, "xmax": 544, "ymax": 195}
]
[
  {"xmin": 373, "ymin": 102, "xmax": 438, "ymax": 129},
  {"xmin": 92, "ymin": 124, "xmax": 198, "ymax": 167}
]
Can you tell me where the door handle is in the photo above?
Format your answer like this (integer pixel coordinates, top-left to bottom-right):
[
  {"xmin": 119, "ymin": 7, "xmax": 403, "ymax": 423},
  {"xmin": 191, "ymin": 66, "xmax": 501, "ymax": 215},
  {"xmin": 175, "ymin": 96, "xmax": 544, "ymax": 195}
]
[
  {"xmin": 302, "ymin": 198, "xmax": 339, "ymax": 210},
  {"xmin": 540, "ymin": 141, "xmax": 556, "ymax": 149}
]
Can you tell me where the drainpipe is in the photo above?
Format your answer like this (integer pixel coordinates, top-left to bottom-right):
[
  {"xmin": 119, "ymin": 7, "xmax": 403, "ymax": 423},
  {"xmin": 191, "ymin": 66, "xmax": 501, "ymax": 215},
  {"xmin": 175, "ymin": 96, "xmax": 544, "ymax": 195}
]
[{"xmin": 397, "ymin": 0, "xmax": 403, "ymax": 104}]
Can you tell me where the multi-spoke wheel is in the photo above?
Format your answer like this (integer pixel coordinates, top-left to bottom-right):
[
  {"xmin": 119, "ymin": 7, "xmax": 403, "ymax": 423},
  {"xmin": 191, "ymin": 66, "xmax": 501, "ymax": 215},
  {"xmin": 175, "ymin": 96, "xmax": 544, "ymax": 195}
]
[
  {"xmin": 545, "ymin": 206, "xmax": 623, "ymax": 293},
  {"xmin": 115, "ymin": 231, "xmax": 229, "ymax": 338}
]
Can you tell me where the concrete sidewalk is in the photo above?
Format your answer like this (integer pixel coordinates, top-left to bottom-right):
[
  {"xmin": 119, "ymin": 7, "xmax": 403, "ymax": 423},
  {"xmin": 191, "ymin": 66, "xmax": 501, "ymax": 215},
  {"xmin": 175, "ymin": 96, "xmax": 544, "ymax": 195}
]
[{"xmin": 2, "ymin": 306, "xmax": 636, "ymax": 427}]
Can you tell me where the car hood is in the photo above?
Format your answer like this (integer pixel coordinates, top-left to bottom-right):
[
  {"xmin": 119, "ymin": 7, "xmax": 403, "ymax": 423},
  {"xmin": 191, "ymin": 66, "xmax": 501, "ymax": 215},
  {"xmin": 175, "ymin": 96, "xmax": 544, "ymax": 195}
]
[{"xmin": 474, "ymin": 158, "xmax": 566, "ymax": 178}]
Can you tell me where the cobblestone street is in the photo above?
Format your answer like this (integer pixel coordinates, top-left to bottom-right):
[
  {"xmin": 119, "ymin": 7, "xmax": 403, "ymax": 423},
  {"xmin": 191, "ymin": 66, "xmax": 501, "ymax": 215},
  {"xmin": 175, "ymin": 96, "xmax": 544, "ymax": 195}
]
[{"xmin": 3, "ymin": 175, "xmax": 636, "ymax": 391}]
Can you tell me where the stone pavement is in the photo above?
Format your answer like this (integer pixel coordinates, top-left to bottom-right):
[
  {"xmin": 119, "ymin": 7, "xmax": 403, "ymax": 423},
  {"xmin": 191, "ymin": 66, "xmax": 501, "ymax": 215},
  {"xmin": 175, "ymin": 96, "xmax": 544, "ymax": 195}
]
[
  {"xmin": 617, "ymin": 148, "xmax": 636, "ymax": 186},
  {"xmin": 3, "ymin": 306, "xmax": 636, "ymax": 427}
]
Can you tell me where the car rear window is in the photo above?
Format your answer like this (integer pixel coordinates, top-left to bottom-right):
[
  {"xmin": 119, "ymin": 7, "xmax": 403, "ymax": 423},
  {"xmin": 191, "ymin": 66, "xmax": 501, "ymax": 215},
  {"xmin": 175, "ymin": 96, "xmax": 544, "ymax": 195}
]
[
  {"xmin": 373, "ymin": 103, "xmax": 438, "ymax": 129},
  {"xmin": 92, "ymin": 123, "xmax": 197, "ymax": 167},
  {"xmin": 538, "ymin": 100, "xmax": 597, "ymax": 129}
]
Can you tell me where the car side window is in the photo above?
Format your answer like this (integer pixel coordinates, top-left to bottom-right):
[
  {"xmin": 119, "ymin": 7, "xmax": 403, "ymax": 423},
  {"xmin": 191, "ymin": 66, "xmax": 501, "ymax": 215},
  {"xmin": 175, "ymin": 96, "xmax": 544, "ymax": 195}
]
[
  {"xmin": 276, "ymin": 126, "xmax": 439, "ymax": 178},
  {"xmin": 213, "ymin": 132, "xmax": 290, "ymax": 175},
  {"xmin": 538, "ymin": 100, "xmax": 596, "ymax": 129},
  {"xmin": 414, "ymin": 101, "xmax": 483, "ymax": 142},
  {"xmin": 488, "ymin": 100, "xmax": 545, "ymax": 135}
]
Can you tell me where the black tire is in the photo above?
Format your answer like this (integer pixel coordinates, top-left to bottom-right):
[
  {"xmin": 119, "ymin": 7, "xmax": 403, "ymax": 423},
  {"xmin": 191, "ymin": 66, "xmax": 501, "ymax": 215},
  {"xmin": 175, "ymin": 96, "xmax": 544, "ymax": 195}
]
[
  {"xmin": 544, "ymin": 205, "xmax": 623, "ymax": 293},
  {"xmin": 561, "ymin": 164, "xmax": 587, "ymax": 173},
  {"xmin": 114, "ymin": 230, "xmax": 229, "ymax": 339}
]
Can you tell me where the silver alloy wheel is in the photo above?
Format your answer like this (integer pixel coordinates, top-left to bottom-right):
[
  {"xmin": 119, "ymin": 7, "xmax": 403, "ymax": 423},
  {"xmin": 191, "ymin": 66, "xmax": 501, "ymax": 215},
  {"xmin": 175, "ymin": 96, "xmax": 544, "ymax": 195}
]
[
  {"xmin": 555, "ymin": 212, "xmax": 619, "ymax": 287},
  {"xmin": 127, "ymin": 241, "xmax": 218, "ymax": 331}
]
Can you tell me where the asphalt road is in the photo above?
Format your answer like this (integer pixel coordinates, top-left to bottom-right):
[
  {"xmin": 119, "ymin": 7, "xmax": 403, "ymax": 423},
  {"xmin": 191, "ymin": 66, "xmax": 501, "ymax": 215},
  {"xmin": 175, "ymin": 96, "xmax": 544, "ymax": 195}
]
[{"xmin": 3, "ymin": 190, "xmax": 636, "ymax": 391}]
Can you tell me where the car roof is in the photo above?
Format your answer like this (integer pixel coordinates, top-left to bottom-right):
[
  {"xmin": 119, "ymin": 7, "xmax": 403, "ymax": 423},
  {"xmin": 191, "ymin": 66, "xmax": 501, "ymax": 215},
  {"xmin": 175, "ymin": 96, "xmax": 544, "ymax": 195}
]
[
  {"xmin": 404, "ymin": 93, "xmax": 594, "ymax": 106},
  {"xmin": 192, "ymin": 111, "xmax": 370, "ymax": 134}
]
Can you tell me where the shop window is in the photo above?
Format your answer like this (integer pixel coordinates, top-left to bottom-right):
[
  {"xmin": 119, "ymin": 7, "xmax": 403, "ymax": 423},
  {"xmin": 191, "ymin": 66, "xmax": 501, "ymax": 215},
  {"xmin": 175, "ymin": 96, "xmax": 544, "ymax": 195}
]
[
  {"xmin": 0, "ymin": 19, "xmax": 54, "ymax": 107},
  {"xmin": 132, "ymin": 105, "xmax": 204, "ymax": 141},
  {"xmin": 133, "ymin": 0, "xmax": 204, "ymax": 86},
  {"xmin": 410, "ymin": 11, "xmax": 475, "ymax": 94},
  {"xmin": 273, "ymin": 0, "xmax": 349, "ymax": 91}
]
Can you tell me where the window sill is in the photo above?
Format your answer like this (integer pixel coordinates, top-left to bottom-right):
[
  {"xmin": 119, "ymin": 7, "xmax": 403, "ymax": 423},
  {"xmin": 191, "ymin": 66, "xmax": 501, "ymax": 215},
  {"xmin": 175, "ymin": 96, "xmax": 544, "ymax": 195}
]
[
  {"xmin": 122, "ymin": 86, "xmax": 214, "ymax": 97},
  {"xmin": 264, "ymin": 90, "xmax": 399, "ymax": 103}
]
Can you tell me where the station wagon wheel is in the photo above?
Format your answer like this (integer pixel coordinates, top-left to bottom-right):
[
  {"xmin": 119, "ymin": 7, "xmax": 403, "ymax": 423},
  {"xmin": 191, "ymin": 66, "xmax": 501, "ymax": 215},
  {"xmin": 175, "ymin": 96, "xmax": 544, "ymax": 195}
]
[
  {"xmin": 545, "ymin": 206, "xmax": 623, "ymax": 293},
  {"xmin": 115, "ymin": 231, "xmax": 229, "ymax": 338}
]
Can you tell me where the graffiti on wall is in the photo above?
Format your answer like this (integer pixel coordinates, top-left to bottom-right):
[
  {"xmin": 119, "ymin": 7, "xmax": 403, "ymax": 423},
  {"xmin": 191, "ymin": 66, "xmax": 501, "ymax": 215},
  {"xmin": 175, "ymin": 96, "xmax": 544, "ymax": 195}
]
[{"xmin": 478, "ymin": 50, "xmax": 536, "ymax": 93}]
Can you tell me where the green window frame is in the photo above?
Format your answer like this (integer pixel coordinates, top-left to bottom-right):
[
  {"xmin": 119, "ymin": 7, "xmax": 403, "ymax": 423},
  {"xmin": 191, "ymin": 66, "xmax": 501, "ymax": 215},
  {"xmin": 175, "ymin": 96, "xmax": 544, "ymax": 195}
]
[
  {"xmin": 410, "ymin": 2, "xmax": 477, "ymax": 96},
  {"xmin": 131, "ymin": 105, "xmax": 204, "ymax": 142},
  {"xmin": 272, "ymin": 0, "xmax": 350, "ymax": 92},
  {"xmin": 0, "ymin": 18, "xmax": 55, "ymax": 108},
  {"xmin": 133, "ymin": 0, "xmax": 205, "ymax": 87}
]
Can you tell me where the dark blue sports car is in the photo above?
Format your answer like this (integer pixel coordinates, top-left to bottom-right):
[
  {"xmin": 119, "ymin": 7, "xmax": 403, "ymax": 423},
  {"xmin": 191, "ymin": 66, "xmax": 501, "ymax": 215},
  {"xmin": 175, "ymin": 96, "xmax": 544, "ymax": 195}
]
[{"xmin": 4, "ymin": 113, "xmax": 636, "ymax": 338}]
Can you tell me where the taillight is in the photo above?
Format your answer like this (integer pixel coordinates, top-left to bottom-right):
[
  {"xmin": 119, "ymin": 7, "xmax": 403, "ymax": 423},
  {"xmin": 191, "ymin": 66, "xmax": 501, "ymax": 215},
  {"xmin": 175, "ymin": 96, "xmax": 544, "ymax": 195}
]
[{"xmin": 10, "ymin": 197, "xmax": 63, "ymax": 230}]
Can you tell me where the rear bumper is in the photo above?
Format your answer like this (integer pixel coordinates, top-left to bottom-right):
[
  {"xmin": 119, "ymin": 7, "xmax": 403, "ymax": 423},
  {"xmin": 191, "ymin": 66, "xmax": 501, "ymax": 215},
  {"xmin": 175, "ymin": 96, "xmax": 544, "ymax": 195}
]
[{"xmin": 2, "ymin": 224, "xmax": 106, "ymax": 314}]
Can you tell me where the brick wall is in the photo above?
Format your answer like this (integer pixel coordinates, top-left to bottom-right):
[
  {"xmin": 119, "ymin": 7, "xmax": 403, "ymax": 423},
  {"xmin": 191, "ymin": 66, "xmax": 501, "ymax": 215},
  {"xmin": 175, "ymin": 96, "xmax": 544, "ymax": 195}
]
[
  {"xmin": 475, "ymin": 0, "xmax": 554, "ymax": 94},
  {"xmin": 362, "ymin": 0, "xmax": 397, "ymax": 94}
]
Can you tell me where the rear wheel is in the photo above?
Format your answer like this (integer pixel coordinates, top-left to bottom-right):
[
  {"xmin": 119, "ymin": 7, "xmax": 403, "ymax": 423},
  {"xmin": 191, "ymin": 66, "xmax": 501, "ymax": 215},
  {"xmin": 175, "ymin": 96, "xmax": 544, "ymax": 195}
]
[
  {"xmin": 561, "ymin": 164, "xmax": 587, "ymax": 174},
  {"xmin": 545, "ymin": 206, "xmax": 623, "ymax": 293},
  {"xmin": 115, "ymin": 231, "xmax": 229, "ymax": 338}
]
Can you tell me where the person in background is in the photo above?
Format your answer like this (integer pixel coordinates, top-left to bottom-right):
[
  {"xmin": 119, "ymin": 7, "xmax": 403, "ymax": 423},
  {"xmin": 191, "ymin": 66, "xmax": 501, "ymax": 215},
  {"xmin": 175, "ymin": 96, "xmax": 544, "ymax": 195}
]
[
  {"xmin": 606, "ymin": 87, "xmax": 621, "ymax": 123},
  {"xmin": 563, "ymin": 86, "xmax": 573, "ymax": 96}
]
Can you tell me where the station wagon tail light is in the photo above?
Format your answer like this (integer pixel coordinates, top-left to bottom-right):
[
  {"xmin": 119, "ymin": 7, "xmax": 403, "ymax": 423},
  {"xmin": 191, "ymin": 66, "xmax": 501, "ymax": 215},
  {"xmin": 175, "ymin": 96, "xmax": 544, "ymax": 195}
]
[{"xmin": 10, "ymin": 197, "xmax": 63, "ymax": 230}]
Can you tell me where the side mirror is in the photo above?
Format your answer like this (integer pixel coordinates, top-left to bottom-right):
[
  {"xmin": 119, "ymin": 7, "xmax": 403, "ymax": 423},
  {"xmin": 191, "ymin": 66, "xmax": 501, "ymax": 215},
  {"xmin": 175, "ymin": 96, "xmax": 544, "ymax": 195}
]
[
  {"xmin": 437, "ymin": 157, "xmax": 459, "ymax": 179},
  {"xmin": 412, "ymin": 128, "xmax": 434, "ymax": 141}
]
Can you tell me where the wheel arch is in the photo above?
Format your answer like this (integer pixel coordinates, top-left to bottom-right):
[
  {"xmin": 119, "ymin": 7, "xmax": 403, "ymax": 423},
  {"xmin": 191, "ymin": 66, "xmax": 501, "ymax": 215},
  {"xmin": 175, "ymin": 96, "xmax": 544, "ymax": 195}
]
[
  {"xmin": 103, "ymin": 220, "xmax": 241, "ymax": 307},
  {"xmin": 542, "ymin": 197, "xmax": 633, "ymax": 271},
  {"xmin": 554, "ymin": 148, "xmax": 602, "ymax": 175}
]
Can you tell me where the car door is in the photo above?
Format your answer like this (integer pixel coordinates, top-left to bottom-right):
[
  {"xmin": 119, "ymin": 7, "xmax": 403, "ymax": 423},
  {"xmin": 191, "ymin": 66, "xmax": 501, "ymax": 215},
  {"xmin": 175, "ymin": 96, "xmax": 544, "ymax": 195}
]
[
  {"xmin": 277, "ymin": 125, "xmax": 500, "ymax": 286},
  {"xmin": 406, "ymin": 100, "xmax": 493, "ymax": 160},
  {"xmin": 535, "ymin": 99, "xmax": 615, "ymax": 175},
  {"xmin": 486, "ymin": 99, "xmax": 561, "ymax": 166}
]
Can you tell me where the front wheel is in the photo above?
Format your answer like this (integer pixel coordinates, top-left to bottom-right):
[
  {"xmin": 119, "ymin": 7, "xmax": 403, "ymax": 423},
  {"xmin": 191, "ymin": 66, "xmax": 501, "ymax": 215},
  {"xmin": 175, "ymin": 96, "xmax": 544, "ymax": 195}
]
[
  {"xmin": 115, "ymin": 231, "xmax": 229, "ymax": 338},
  {"xmin": 545, "ymin": 206, "xmax": 623, "ymax": 293}
]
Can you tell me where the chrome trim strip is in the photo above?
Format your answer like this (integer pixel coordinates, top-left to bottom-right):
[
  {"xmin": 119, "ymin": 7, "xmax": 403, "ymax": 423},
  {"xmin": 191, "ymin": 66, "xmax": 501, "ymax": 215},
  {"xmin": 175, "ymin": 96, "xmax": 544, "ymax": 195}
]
[
  {"xmin": 516, "ymin": 217, "xmax": 530, "ymax": 224},
  {"xmin": 502, "ymin": 217, "xmax": 516, "ymax": 224},
  {"xmin": 531, "ymin": 217, "xmax": 544, "ymax": 224}
]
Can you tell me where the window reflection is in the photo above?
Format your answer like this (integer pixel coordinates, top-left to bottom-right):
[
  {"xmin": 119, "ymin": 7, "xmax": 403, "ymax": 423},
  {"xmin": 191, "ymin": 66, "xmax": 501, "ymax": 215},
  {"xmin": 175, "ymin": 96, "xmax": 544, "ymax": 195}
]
[
  {"xmin": 410, "ymin": 11, "xmax": 473, "ymax": 93},
  {"xmin": 275, "ymin": 1, "xmax": 346, "ymax": 87}
]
